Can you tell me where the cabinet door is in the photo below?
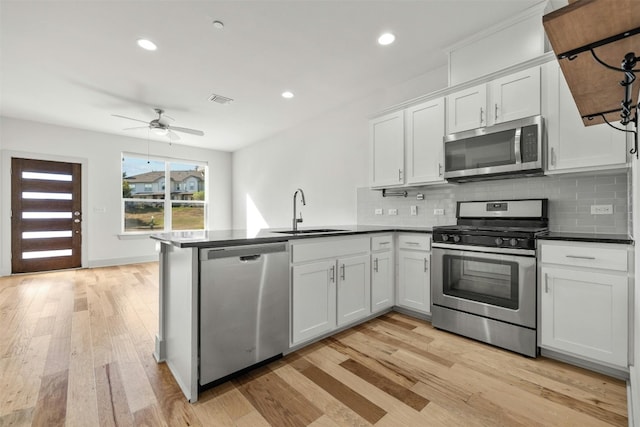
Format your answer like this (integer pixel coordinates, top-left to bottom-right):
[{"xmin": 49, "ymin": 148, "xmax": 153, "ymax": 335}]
[
  {"xmin": 370, "ymin": 111, "xmax": 404, "ymax": 188},
  {"xmin": 489, "ymin": 66, "xmax": 540, "ymax": 125},
  {"xmin": 397, "ymin": 250, "xmax": 430, "ymax": 313},
  {"xmin": 540, "ymin": 267, "xmax": 628, "ymax": 367},
  {"xmin": 406, "ymin": 98, "xmax": 446, "ymax": 185},
  {"xmin": 291, "ymin": 260, "xmax": 336, "ymax": 344},
  {"xmin": 447, "ymin": 84, "xmax": 486, "ymax": 133},
  {"xmin": 371, "ymin": 251, "xmax": 394, "ymax": 313},
  {"xmin": 544, "ymin": 62, "xmax": 627, "ymax": 172},
  {"xmin": 337, "ymin": 254, "xmax": 371, "ymax": 326}
]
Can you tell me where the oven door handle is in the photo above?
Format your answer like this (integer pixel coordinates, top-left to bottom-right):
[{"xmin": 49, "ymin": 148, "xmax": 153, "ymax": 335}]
[{"xmin": 432, "ymin": 242, "xmax": 535, "ymax": 257}]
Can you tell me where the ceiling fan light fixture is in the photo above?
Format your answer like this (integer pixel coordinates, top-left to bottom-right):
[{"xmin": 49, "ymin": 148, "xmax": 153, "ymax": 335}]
[
  {"xmin": 152, "ymin": 127, "xmax": 168, "ymax": 136},
  {"xmin": 281, "ymin": 91, "xmax": 294, "ymax": 99},
  {"xmin": 137, "ymin": 38, "xmax": 157, "ymax": 51}
]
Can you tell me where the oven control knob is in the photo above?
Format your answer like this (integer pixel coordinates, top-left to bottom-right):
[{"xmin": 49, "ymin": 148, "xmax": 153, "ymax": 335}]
[
  {"xmin": 441, "ymin": 234, "xmax": 449, "ymax": 242},
  {"xmin": 452, "ymin": 235, "xmax": 461, "ymax": 243},
  {"xmin": 509, "ymin": 238, "xmax": 519, "ymax": 247},
  {"xmin": 495, "ymin": 237, "xmax": 504, "ymax": 246}
]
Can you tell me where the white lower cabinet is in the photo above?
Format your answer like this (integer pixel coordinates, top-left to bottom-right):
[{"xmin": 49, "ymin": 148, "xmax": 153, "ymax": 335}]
[
  {"xmin": 371, "ymin": 235, "xmax": 394, "ymax": 313},
  {"xmin": 290, "ymin": 237, "xmax": 370, "ymax": 346},
  {"xmin": 337, "ymin": 254, "xmax": 371, "ymax": 326},
  {"xmin": 397, "ymin": 234, "xmax": 431, "ymax": 314},
  {"xmin": 539, "ymin": 241, "xmax": 631, "ymax": 368},
  {"xmin": 291, "ymin": 260, "xmax": 336, "ymax": 344}
]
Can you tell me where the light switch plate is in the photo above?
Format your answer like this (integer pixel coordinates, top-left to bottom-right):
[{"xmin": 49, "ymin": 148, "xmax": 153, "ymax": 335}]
[
  {"xmin": 410, "ymin": 205, "xmax": 418, "ymax": 216},
  {"xmin": 433, "ymin": 208, "xmax": 444, "ymax": 215},
  {"xmin": 374, "ymin": 208, "xmax": 383, "ymax": 215},
  {"xmin": 388, "ymin": 208, "xmax": 398, "ymax": 215}
]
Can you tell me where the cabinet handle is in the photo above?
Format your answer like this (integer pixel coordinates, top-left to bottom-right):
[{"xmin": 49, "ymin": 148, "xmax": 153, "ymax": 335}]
[
  {"xmin": 480, "ymin": 107, "xmax": 484, "ymax": 125},
  {"xmin": 405, "ymin": 241, "xmax": 421, "ymax": 246},
  {"xmin": 379, "ymin": 241, "xmax": 391, "ymax": 246},
  {"xmin": 398, "ymin": 169, "xmax": 403, "ymax": 182},
  {"xmin": 424, "ymin": 258, "xmax": 428, "ymax": 272},
  {"xmin": 551, "ymin": 147, "xmax": 556, "ymax": 166},
  {"xmin": 544, "ymin": 273, "xmax": 549, "ymax": 293},
  {"xmin": 340, "ymin": 264, "xmax": 346, "ymax": 280},
  {"xmin": 374, "ymin": 258, "xmax": 379, "ymax": 273},
  {"xmin": 494, "ymin": 103, "xmax": 498, "ymax": 121},
  {"xmin": 330, "ymin": 265, "xmax": 335, "ymax": 283},
  {"xmin": 438, "ymin": 163, "xmax": 443, "ymax": 176},
  {"xmin": 566, "ymin": 255, "xmax": 596, "ymax": 260}
]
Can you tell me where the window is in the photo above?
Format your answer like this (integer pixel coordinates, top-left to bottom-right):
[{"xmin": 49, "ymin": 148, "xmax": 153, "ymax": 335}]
[{"xmin": 121, "ymin": 154, "xmax": 207, "ymax": 233}]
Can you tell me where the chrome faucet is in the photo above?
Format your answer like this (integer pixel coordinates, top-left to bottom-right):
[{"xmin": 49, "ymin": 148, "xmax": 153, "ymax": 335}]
[{"xmin": 292, "ymin": 188, "xmax": 306, "ymax": 232}]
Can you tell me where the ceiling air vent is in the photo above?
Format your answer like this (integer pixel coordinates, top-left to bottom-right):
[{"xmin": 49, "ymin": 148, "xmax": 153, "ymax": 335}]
[{"xmin": 208, "ymin": 93, "xmax": 233, "ymax": 105}]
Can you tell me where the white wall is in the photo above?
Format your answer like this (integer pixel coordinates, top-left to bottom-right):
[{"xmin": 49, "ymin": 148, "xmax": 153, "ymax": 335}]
[
  {"xmin": 633, "ymin": 137, "xmax": 640, "ymax": 423},
  {"xmin": 0, "ymin": 116, "xmax": 232, "ymax": 275},
  {"xmin": 231, "ymin": 65, "xmax": 448, "ymax": 230}
]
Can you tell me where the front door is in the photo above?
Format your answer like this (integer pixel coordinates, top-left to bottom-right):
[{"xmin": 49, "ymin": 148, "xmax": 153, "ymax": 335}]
[{"xmin": 11, "ymin": 158, "xmax": 82, "ymax": 273}]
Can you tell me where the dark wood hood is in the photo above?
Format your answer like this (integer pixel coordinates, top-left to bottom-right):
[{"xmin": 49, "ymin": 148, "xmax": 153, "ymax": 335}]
[{"xmin": 543, "ymin": 0, "xmax": 639, "ymax": 127}]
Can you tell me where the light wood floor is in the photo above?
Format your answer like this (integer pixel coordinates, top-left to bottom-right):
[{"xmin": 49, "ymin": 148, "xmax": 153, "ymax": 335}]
[{"xmin": 0, "ymin": 262, "xmax": 628, "ymax": 426}]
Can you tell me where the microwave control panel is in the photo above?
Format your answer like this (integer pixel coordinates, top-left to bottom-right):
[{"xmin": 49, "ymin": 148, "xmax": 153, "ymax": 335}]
[{"xmin": 521, "ymin": 124, "xmax": 539, "ymax": 163}]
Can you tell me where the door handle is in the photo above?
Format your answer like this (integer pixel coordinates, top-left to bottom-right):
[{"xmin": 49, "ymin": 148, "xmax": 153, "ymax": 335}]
[
  {"xmin": 424, "ymin": 258, "xmax": 428, "ymax": 272},
  {"xmin": 374, "ymin": 258, "xmax": 379, "ymax": 273},
  {"xmin": 340, "ymin": 264, "xmax": 345, "ymax": 280},
  {"xmin": 330, "ymin": 265, "xmax": 335, "ymax": 283},
  {"xmin": 544, "ymin": 273, "xmax": 549, "ymax": 293}
]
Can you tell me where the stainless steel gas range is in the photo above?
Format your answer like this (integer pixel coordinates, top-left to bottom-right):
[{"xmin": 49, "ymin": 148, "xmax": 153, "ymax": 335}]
[{"xmin": 431, "ymin": 199, "xmax": 548, "ymax": 357}]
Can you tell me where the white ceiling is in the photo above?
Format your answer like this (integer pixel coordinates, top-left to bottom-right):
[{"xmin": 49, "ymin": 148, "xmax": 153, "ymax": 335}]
[{"xmin": 1, "ymin": 0, "xmax": 547, "ymax": 152}]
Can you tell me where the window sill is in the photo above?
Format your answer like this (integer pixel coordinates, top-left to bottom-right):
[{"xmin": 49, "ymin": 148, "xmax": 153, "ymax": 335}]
[{"xmin": 117, "ymin": 232, "xmax": 156, "ymax": 240}]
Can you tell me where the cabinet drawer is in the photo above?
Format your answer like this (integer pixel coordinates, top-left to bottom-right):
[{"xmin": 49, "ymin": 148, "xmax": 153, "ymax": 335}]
[
  {"xmin": 292, "ymin": 237, "xmax": 369, "ymax": 263},
  {"xmin": 371, "ymin": 235, "xmax": 393, "ymax": 251},
  {"xmin": 398, "ymin": 234, "xmax": 431, "ymax": 251},
  {"xmin": 540, "ymin": 242, "xmax": 628, "ymax": 272}
]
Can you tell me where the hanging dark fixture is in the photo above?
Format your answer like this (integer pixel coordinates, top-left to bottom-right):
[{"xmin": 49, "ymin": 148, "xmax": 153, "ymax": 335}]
[{"xmin": 543, "ymin": 0, "xmax": 639, "ymax": 157}]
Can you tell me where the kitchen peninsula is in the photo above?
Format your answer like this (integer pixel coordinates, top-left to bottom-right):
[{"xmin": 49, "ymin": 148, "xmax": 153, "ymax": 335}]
[{"xmin": 150, "ymin": 225, "xmax": 432, "ymax": 402}]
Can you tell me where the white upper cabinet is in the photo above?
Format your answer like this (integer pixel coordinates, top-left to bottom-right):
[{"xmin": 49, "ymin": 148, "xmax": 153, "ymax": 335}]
[
  {"xmin": 369, "ymin": 111, "xmax": 405, "ymax": 188},
  {"xmin": 447, "ymin": 66, "xmax": 541, "ymax": 133},
  {"xmin": 543, "ymin": 61, "xmax": 628, "ymax": 173},
  {"xmin": 405, "ymin": 97, "xmax": 446, "ymax": 185},
  {"xmin": 488, "ymin": 67, "xmax": 540, "ymax": 125},
  {"xmin": 446, "ymin": 84, "xmax": 487, "ymax": 133}
]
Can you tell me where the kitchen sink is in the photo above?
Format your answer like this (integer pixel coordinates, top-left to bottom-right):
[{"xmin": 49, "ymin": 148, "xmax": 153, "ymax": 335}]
[{"xmin": 273, "ymin": 228, "xmax": 347, "ymax": 234}]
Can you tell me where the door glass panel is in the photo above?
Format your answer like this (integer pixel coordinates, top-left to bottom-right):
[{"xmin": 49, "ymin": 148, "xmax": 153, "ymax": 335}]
[
  {"xmin": 22, "ymin": 212, "xmax": 73, "ymax": 219},
  {"xmin": 22, "ymin": 192, "xmax": 73, "ymax": 200},
  {"xmin": 22, "ymin": 249, "xmax": 72, "ymax": 259},
  {"xmin": 445, "ymin": 129, "xmax": 516, "ymax": 171},
  {"xmin": 23, "ymin": 230, "xmax": 73, "ymax": 239},
  {"xmin": 443, "ymin": 254, "xmax": 519, "ymax": 309},
  {"xmin": 22, "ymin": 171, "xmax": 72, "ymax": 181}
]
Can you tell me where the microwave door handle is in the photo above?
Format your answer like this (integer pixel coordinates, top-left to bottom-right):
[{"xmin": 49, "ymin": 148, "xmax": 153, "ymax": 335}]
[{"xmin": 514, "ymin": 127, "xmax": 522, "ymax": 164}]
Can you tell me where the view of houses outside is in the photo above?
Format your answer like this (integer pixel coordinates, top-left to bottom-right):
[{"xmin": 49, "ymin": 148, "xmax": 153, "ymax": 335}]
[{"xmin": 122, "ymin": 156, "xmax": 206, "ymax": 232}]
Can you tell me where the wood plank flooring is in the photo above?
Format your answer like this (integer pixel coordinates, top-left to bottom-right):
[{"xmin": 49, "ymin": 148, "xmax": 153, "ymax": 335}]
[{"xmin": 0, "ymin": 262, "xmax": 628, "ymax": 426}]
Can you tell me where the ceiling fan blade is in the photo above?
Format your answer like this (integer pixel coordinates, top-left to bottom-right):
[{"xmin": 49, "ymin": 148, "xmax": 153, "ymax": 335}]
[
  {"xmin": 167, "ymin": 130, "xmax": 181, "ymax": 141},
  {"xmin": 112, "ymin": 114, "xmax": 149, "ymax": 124},
  {"xmin": 123, "ymin": 126, "xmax": 149, "ymax": 130},
  {"xmin": 169, "ymin": 126, "xmax": 204, "ymax": 136}
]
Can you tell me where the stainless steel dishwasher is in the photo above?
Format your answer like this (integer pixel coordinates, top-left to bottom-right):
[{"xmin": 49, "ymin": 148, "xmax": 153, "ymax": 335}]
[{"xmin": 199, "ymin": 242, "xmax": 289, "ymax": 387}]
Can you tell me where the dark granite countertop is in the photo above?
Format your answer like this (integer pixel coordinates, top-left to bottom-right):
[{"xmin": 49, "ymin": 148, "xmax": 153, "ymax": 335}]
[
  {"xmin": 151, "ymin": 225, "xmax": 433, "ymax": 248},
  {"xmin": 537, "ymin": 231, "xmax": 633, "ymax": 245}
]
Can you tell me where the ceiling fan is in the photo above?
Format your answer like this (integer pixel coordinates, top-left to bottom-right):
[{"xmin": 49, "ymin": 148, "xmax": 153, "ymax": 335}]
[{"xmin": 113, "ymin": 108, "xmax": 204, "ymax": 140}]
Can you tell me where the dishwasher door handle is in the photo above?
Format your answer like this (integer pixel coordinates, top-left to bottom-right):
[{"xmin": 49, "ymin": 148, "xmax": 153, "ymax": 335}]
[{"xmin": 202, "ymin": 243, "xmax": 287, "ymax": 260}]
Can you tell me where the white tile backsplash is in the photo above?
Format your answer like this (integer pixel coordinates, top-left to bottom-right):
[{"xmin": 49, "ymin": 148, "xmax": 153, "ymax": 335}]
[{"xmin": 357, "ymin": 171, "xmax": 630, "ymax": 234}]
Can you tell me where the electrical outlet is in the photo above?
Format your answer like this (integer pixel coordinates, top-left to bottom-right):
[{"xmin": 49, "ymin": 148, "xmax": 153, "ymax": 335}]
[
  {"xmin": 388, "ymin": 208, "xmax": 398, "ymax": 215},
  {"xmin": 590, "ymin": 204, "xmax": 613, "ymax": 215},
  {"xmin": 433, "ymin": 208, "xmax": 444, "ymax": 215},
  {"xmin": 374, "ymin": 208, "xmax": 383, "ymax": 215},
  {"xmin": 410, "ymin": 205, "xmax": 418, "ymax": 216},
  {"xmin": 93, "ymin": 207, "xmax": 106, "ymax": 213}
]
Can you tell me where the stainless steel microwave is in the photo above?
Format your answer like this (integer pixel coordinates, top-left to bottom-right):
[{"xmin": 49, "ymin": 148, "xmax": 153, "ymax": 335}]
[{"xmin": 443, "ymin": 115, "xmax": 545, "ymax": 182}]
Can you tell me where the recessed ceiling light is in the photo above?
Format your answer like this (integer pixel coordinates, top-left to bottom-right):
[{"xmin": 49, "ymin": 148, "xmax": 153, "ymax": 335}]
[
  {"xmin": 377, "ymin": 33, "xmax": 395, "ymax": 46},
  {"xmin": 281, "ymin": 91, "xmax": 294, "ymax": 99},
  {"xmin": 137, "ymin": 39, "xmax": 157, "ymax": 51},
  {"xmin": 212, "ymin": 20, "xmax": 224, "ymax": 30}
]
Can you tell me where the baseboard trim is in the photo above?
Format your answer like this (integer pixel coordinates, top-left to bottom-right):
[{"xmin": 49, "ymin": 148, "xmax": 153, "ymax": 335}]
[
  {"xmin": 540, "ymin": 348, "xmax": 629, "ymax": 380},
  {"xmin": 88, "ymin": 255, "xmax": 157, "ymax": 268}
]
